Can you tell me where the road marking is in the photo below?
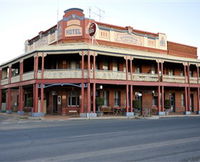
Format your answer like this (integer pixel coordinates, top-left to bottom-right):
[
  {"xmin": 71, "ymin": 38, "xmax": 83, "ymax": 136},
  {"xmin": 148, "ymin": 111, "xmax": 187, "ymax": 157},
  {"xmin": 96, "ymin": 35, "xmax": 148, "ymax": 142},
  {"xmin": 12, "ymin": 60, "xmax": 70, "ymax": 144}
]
[{"xmin": 23, "ymin": 136, "xmax": 200, "ymax": 161}]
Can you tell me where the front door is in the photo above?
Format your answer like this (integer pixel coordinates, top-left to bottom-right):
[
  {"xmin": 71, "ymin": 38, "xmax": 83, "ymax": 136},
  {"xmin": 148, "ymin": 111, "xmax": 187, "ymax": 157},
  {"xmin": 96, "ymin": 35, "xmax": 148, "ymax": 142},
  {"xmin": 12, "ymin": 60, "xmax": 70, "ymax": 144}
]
[
  {"xmin": 169, "ymin": 93, "xmax": 175, "ymax": 112},
  {"xmin": 53, "ymin": 95, "xmax": 58, "ymax": 113},
  {"xmin": 190, "ymin": 94, "xmax": 194, "ymax": 112}
]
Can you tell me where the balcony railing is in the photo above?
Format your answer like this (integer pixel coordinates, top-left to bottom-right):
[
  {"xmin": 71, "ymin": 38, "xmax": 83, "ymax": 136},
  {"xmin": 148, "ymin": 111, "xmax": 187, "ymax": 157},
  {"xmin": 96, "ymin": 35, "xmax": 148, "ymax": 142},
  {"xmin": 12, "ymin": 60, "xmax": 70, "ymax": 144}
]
[
  {"xmin": 1, "ymin": 69, "xmax": 200, "ymax": 85},
  {"xmin": 132, "ymin": 73, "xmax": 158, "ymax": 82},
  {"xmin": 43, "ymin": 69, "xmax": 83, "ymax": 79},
  {"xmin": 11, "ymin": 75, "xmax": 20, "ymax": 83},
  {"xmin": 190, "ymin": 77, "xmax": 198, "ymax": 84},
  {"xmin": 1, "ymin": 78, "xmax": 8, "ymax": 85},
  {"xmin": 163, "ymin": 75, "xmax": 185, "ymax": 83},
  {"xmin": 23, "ymin": 71, "xmax": 34, "ymax": 81},
  {"xmin": 95, "ymin": 70, "xmax": 126, "ymax": 80}
]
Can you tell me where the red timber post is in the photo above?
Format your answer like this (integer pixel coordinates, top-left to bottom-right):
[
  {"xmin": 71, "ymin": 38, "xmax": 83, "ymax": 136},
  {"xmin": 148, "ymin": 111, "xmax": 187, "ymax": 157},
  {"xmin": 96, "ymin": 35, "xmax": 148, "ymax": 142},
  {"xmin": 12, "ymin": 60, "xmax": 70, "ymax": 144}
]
[
  {"xmin": 87, "ymin": 50, "xmax": 90, "ymax": 113},
  {"xmin": 184, "ymin": 86, "xmax": 188, "ymax": 114},
  {"xmin": 161, "ymin": 86, "xmax": 165, "ymax": 112},
  {"xmin": 197, "ymin": 64, "xmax": 199, "ymax": 84},
  {"xmin": 80, "ymin": 51, "xmax": 85, "ymax": 115},
  {"xmin": 40, "ymin": 84, "xmax": 44, "ymax": 114},
  {"xmin": 161, "ymin": 61, "xmax": 165, "ymax": 115},
  {"xmin": 41, "ymin": 53, "xmax": 45, "ymax": 79},
  {"xmin": 157, "ymin": 59, "xmax": 164, "ymax": 115},
  {"xmin": 161, "ymin": 61, "xmax": 164, "ymax": 82},
  {"xmin": 6, "ymin": 88, "xmax": 11, "ymax": 113},
  {"xmin": 124, "ymin": 56, "xmax": 134, "ymax": 117},
  {"xmin": 129, "ymin": 56, "xmax": 133, "ymax": 114},
  {"xmin": 20, "ymin": 60, "xmax": 23, "ymax": 81},
  {"xmin": 125, "ymin": 56, "xmax": 129, "ymax": 114},
  {"xmin": 183, "ymin": 62, "xmax": 189, "ymax": 114},
  {"xmin": 32, "ymin": 84, "xmax": 39, "ymax": 116},
  {"xmin": 18, "ymin": 86, "xmax": 24, "ymax": 115},
  {"xmin": 197, "ymin": 87, "xmax": 200, "ymax": 114},
  {"xmin": 158, "ymin": 86, "xmax": 161, "ymax": 113},
  {"xmin": 0, "ymin": 89, "xmax": 2, "ymax": 111},
  {"xmin": 125, "ymin": 56, "xmax": 128, "ymax": 80},
  {"xmin": 186, "ymin": 63, "xmax": 191, "ymax": 114},
  {"xmin": 34, "ymin": 55, "xmax": 38, "ymax": 79},
  {"xmin": 157, "ymin": 60, "xmax": 160, "ymax": 82},
  {"xmin": 126, "ymin": 84, "xmax": 129, "ymax": 113},
  {"xmin": 92, "ymin": 52, "xmax": 96, "ymax": 113},
  {"xmin": 93, "ymin": 83, "xmax": 96, "ymax": 113},
  {"xmin": 130, "ymin": 85, "xmax": 133, "ymax": 113},
  {"xmin": 197, "ymin": 64, "xmax": 200, "ymax": 114},
  {"xmin": 187, "ymin": 87, "xmax": 191, "ymax": 113},
  {"xmin": 93, "ymin": 52, "xmax": 96, "ymax": 79},
  {"xmin": 8, "ymin": 65, "xmax": 12, "ymax": 84},
  {"xmin": 0, "ymin": 71, "xmax": 1, "ymax": 110},
  {"xmin": 87, "ymin": 50, "xmax": 91, "ymax": 117}
]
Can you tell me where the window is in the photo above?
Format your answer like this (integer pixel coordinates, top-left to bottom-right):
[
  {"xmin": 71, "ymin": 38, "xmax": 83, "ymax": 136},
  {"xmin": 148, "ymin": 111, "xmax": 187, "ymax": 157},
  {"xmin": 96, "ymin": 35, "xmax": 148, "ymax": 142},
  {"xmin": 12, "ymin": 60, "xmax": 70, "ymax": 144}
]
[
  {"xmin": 114, "ymin": 91, "xmax": 120, "ymax": 106},
  {"xmin": 135, "ymin": 65, "xmax": 141, "ymax": 74},
  {"xmin": 103, "ymin": 62, "xmax": 108, "ymax": 70},
  {"xmin": 103, "ymin": 91, "xmax": 109, "ymax": 106},
  {"xmin": 113, "ymin": 61, "xmax": 119, "ymax": 72},
  {"xmin": 181, "ymin": 94, "xmax": 185, "ymax": 107},
  {"xmin": 70, "ymin": 61, "xmax": 76, "ymax": 69},
  {"xmin": 168, "ymin": 69, "xmax": 174, "ymax": 76},
  {"xmin": 180, "ymin": 70, "xmax": 184, "ymax": 76},
  {"xmin": 190, "ymin": 71, "xmax": 193, "ymax": 77},
  {"xmin": 151, "ymin": 66, "xmax": 155, "ymax": 74},
  {"xmin": 68, "ymin": 91, "xmax": 79, "ymax": 107},
  {"xmin": 152, "ymin": 96, "xmax": 158, "ymax": 106}
]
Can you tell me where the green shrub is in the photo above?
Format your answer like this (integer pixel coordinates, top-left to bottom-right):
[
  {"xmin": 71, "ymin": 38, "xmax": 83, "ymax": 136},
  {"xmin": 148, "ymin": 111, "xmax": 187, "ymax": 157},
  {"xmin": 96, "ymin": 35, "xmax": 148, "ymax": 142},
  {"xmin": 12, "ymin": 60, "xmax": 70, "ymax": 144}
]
[{"xmin": 165, "ymin": 100, "xmax": 170, "ymax": 109}]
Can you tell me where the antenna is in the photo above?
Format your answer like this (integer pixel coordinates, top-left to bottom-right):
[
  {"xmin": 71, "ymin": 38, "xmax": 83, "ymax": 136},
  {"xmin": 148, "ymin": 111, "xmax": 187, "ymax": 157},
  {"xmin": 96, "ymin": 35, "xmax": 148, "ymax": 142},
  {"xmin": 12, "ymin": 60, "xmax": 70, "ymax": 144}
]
[
  {"xmin": 89, "ymin": 7, "xmax": 105, "ymax": 22},
  {"xmin": 95, "ymin": 7, "xmax": 105, "ymax": 21},
  {"xmin": 88, "ymin": 7, "xmax": 91, "ymax": 19}
]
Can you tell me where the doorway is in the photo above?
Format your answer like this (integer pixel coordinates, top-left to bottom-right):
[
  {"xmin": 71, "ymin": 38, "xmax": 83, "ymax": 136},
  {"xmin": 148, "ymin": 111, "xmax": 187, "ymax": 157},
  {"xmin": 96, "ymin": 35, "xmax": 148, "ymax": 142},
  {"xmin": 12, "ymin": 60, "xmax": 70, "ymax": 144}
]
[
  {"xmin": 53, "ymin": 95, "xmax": 58, "ymax": 113},
  {"xmin": 169, "ymin": 93, "xmax": 175, "ymax": 112},
  {"xmin": 190, "ymin": 94, "xmax": 194, "ymax": 112}
]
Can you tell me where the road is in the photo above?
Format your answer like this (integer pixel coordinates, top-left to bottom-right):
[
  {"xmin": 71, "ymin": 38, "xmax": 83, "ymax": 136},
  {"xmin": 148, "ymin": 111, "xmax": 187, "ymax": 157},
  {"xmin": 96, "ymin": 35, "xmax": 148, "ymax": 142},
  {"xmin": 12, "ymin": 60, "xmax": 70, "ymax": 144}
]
[{"xmin": 0, "ymin": 117, "xmax": 200, "ymax": 162}]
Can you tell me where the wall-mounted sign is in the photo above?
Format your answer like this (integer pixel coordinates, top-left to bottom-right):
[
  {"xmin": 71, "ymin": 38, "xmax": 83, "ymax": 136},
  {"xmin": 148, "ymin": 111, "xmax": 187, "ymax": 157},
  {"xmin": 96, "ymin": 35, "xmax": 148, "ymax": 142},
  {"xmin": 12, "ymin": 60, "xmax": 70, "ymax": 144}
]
[
  {"xmin": 89, "ymin": 23, "xmax": 97, "ymax": 37},
  {"xmin": 65, "ymin": 19, "xmax": 82, "ymax": 37}
]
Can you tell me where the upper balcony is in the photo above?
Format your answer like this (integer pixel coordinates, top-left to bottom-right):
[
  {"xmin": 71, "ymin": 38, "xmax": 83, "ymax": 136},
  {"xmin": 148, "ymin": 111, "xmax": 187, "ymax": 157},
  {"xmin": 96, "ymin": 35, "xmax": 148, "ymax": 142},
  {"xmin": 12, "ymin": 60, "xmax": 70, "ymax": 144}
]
[{"xmin": 0, "ymin": 53, "xmax": 199, "ymax": 86}]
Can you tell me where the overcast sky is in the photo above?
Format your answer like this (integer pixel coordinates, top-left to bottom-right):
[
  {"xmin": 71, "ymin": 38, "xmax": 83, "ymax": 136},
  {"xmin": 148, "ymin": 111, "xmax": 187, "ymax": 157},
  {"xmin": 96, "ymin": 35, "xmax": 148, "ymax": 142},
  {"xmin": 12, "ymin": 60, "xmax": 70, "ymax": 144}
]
[{"xmin": 0, "ymin": 0, "xmax": 200, "ymax": 65}]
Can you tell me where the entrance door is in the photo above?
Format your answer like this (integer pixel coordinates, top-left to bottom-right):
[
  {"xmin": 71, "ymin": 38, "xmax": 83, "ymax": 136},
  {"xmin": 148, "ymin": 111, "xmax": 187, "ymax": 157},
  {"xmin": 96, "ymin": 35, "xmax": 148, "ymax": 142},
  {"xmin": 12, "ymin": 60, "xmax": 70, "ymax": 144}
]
[
  {"xmin": 135, "ymin": 92, "xmax": 142, "ymax": 115},
  {"xmin": 53, "ymin": 95, "xmax": 58, "ymax": 113},
  {"xmin": 190, "ymin": 94, "xmax": 194, "ymax": 112},
  {"xmin": 169, "ymin": 93, "xmax": 175, "ymax": 112}
]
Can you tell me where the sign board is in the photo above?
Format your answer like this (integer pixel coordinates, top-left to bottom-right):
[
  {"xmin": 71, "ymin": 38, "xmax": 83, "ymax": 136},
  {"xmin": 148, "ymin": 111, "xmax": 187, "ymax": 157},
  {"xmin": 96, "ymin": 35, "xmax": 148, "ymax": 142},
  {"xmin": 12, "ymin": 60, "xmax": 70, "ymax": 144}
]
[{"xmin": 89, "ymin": 23, "xmax": 97, "ymax": 37}]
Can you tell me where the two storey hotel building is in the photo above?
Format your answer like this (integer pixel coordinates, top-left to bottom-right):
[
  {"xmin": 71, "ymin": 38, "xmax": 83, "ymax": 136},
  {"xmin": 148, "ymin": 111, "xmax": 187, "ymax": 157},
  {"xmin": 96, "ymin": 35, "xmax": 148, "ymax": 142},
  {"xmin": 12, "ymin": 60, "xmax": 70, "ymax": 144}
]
[{"xmin": 0, "ymin": 8, "xmax": 199, "ymax": 117}]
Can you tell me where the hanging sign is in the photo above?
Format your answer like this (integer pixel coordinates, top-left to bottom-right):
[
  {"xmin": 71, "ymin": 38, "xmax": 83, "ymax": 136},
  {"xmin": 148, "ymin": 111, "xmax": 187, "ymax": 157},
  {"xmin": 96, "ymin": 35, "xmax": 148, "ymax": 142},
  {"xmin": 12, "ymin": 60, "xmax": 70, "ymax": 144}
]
[{"xmin": 89, "ymin": 23, "xmax": 97, "ymax": 36}]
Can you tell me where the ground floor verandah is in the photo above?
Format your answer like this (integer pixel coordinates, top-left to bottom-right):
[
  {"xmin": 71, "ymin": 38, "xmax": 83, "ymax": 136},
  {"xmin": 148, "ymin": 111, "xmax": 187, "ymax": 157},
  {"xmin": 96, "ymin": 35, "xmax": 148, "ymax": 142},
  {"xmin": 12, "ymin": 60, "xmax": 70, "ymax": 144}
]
[{"xmin": 0, "ymin": 82, "xmax": 200, "ymax": 117}]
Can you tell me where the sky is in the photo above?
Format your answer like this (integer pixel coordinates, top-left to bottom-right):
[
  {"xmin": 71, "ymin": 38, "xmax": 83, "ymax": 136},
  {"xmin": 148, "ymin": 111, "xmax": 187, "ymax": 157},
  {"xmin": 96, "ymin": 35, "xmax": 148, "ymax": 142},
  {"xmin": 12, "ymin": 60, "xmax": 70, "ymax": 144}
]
[{"xmin": 0, "ymin": 0, "xmax": 200, "ymax": 65}]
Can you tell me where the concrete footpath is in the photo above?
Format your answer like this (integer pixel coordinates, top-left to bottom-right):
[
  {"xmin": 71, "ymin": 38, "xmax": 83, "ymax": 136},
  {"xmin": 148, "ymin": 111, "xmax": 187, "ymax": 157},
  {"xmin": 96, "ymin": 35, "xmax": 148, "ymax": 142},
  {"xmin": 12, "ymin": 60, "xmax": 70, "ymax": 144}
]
[{"xmin": 1, "ymin": 112, "xmax": 200, "ymax": 122}]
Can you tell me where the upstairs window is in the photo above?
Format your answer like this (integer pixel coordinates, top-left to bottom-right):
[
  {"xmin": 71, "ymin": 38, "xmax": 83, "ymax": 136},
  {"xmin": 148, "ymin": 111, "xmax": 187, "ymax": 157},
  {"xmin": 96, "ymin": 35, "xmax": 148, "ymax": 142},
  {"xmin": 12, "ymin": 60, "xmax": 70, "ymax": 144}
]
[
  {"xmin": 103, "ymin": 62, "xmax": 109, "ymax": 70},
  {"xmin": 135, "ymin": 65, "xmax": 141, "ymax": 74},
  {"xmin": 168, "ymin": 69, "xmax": 174, "ymax": 76}
]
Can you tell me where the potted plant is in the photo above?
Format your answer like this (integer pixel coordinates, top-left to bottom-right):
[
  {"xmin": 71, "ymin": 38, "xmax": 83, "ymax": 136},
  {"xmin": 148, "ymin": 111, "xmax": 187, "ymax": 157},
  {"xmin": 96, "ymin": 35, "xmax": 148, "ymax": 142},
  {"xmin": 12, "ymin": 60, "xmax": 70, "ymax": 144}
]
[
  {"xmin": 164, "ymin": 99, "xmax": 171, "ymax": 115},
  {"xmin": 133, "ymin": 100, "xmax": 142, "ymax": 116},
  {"xmin": 96, "ymin": 97, "xmax": 104, "ymax": 116}
]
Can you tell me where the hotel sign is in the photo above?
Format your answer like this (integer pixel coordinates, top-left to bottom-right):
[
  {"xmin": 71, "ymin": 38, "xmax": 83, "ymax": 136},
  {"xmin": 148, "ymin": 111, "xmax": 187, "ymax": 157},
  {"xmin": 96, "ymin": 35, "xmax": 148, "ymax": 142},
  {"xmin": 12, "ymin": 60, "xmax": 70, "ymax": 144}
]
[
  {"xmin": 65, "ymin": 19, "xmax": 82, "ymax": 37},
  {"xmin": 89, "ymin": 23, "xmax": 97, "ymax": 36}
]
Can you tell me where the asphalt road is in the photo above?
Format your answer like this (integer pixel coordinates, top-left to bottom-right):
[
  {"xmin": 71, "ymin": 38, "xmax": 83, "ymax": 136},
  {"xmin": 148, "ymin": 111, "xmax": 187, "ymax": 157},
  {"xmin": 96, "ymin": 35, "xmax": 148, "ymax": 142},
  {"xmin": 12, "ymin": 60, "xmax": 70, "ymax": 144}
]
[{"xmin": 0, "ymin": 117, "xmax": 200, "ymax": 162}]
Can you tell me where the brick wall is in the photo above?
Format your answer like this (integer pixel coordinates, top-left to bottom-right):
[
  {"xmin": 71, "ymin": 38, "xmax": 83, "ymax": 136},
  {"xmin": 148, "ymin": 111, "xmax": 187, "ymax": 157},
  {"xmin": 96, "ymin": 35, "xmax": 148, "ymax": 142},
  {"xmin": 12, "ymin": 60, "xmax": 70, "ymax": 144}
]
[{"xmin": 167, "ymin": 41, "xmax": 197, "ymax": 59}]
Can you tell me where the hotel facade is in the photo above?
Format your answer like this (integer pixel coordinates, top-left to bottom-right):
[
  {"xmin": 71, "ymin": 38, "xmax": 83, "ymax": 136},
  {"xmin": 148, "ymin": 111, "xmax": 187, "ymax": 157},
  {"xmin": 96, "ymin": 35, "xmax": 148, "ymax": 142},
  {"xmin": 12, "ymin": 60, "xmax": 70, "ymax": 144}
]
[{"xmin": 0, "ymin": 8, "xmax": 199, "ymax": 117}]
